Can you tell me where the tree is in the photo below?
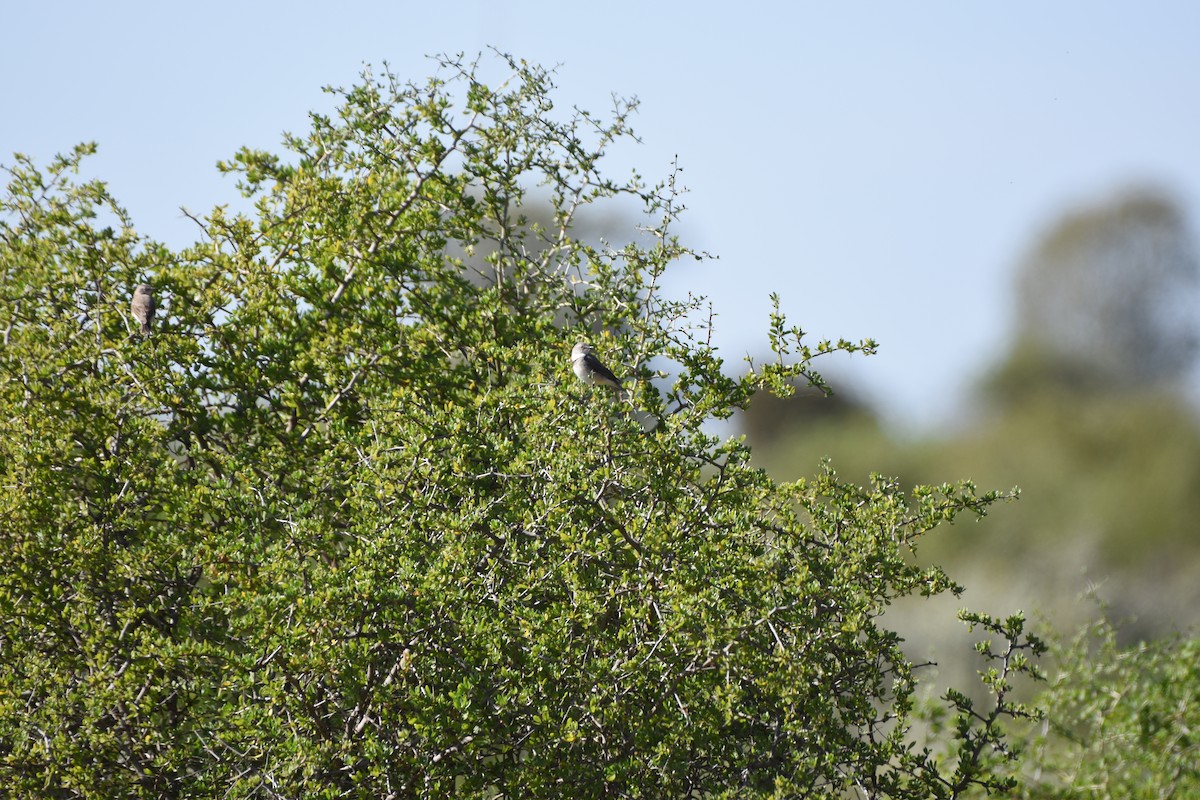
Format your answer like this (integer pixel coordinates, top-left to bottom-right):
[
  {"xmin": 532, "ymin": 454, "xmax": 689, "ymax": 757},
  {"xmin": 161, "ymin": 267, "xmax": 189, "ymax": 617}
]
[
  {"xmin": 952, "ymin": 189, "xmax": 1200, "ymax": 641},
  {"xmin": 995, "ymin": 188, "xmax": 1199, "ymax": 399},
  {"xmin": 0, "ymin": 53, "xmax": 1040, "ymax": 798}
]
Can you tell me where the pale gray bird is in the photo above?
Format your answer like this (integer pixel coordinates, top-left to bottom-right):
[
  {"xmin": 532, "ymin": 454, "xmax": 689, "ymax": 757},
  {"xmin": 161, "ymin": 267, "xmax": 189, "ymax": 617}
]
[
  {"xmin": 131, "ymin": 284, "xmax": 156, "ymax": 336},
  {"xmin": 572, "ymin": 341, "xmax": 624, "ymax": 391}
]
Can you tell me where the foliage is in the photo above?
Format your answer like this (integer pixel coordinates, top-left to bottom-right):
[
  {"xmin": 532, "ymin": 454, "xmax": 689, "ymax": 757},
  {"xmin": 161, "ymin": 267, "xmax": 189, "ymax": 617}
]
[
  {"xmin": 1016, "ymin": 614, "xmax": 1200, "ymax": 799},
  {"xmin": 922, "ymin": 612, "xmax": 1045, "ymax": 797},
  {"xmin": 0, "ymin": 53, "xmax": 1038, "ymax": 798}
]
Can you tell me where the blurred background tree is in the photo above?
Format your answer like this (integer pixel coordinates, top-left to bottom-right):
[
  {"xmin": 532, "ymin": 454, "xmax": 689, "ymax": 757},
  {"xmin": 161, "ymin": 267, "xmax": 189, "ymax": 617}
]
[{"xmin": 1002, "ymin": 188, "xmax": 1198, "ymax": 396}]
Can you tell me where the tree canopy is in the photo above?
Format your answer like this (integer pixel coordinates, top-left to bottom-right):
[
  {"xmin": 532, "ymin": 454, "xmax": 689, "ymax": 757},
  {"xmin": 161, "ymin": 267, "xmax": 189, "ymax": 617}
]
[{"xmin": 0, "ymin": 53, "xmax": 1040, "ymax": 798}]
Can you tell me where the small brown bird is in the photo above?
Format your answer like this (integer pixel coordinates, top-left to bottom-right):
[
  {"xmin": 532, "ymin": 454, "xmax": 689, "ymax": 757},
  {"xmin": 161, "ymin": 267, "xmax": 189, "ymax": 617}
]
[{"xmin": 131, "ymin": 284, "xmax": 156, "ymax": 335}]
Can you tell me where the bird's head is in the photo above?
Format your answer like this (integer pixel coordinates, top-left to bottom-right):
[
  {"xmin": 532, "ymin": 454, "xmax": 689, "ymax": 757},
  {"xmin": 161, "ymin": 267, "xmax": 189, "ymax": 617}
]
[{"xmin": 571, "ymin": 342, "xmax": 593, "ymax": 362}]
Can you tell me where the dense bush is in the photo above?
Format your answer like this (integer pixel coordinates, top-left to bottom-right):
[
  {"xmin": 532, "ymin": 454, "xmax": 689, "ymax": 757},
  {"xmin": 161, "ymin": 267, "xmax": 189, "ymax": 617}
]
[
  {"xmin": 0, "ymin": 53, "xmax": 1039, "ymax": 798},
  {"xmin": 1017, "ymin": 614, "xmax": 1200, "ymax": 800}
]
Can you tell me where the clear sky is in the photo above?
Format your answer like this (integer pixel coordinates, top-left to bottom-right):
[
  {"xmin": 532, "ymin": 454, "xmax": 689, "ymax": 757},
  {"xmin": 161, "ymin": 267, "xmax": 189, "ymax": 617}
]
[{"xmin": 5, "ymin": 2, "xmax": 1199, "ymax": 430}]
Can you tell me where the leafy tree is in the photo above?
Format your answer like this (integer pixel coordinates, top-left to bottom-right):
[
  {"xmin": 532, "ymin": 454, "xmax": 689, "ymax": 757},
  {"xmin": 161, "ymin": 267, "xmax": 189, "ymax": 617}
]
[
  {"xmin": 0, "ymin": 53, "xmax": 1041, "ymax": 798},
  {"xmin": 995, "ymin": 188, "xmax": 1199, "ymax": 398}
]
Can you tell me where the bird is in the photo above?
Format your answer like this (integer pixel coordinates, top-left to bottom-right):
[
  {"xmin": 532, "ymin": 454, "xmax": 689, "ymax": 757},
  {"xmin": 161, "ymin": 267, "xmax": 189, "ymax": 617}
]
[
  {"xmin": 572, "ymin": 341, "xmax": 624, "ymax": 392},
  {"xmin": 131, "ymin": 284, "xmax": 155, "ymax": 336}
]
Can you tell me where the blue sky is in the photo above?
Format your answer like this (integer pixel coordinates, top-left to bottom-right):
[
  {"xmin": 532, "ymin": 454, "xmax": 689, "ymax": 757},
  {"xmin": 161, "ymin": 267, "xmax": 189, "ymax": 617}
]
[{"xmin": 5, "ymin": 2, "xmax": 1199, "ymax": 430}]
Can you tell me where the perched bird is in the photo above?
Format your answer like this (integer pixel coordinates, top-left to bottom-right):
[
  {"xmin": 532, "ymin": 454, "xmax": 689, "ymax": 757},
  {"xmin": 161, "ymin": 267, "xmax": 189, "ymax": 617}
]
[
  {"xmin": 131, "ymin": 284, "xmax": 155, "ymax": 336},
  {"xmin": 572, "ymin": 341, "xmax": 624, "ymax": 391}
]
